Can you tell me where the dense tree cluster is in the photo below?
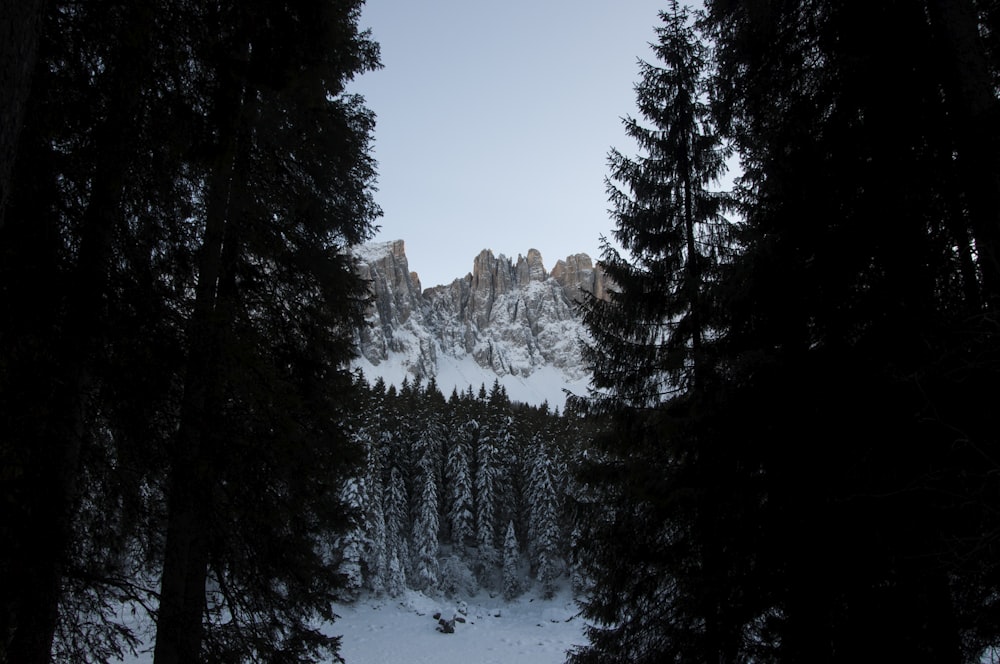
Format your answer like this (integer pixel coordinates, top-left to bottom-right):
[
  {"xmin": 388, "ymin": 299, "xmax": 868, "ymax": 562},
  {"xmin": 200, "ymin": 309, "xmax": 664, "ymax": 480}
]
[
  {"xmin": 0, "ymin": 1, "xmax": 380, "ymax": 663},
  {"xmin": 574, "ymin": 1, "xmax": 1000, "ymax": 663},
  {"xmin": 341, "ymin": 375, "xmax": 590, "ymax": 600}
]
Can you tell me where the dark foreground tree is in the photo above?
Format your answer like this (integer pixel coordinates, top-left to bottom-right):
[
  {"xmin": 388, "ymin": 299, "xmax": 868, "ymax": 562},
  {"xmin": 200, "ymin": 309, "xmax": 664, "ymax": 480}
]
[
  {"xmin": 572, "ymin": 5, "xmax": 734, "ymax": 661},
  {"xmin": 581, "ymin": 0, "xmax": 730, "ymax": 408},
  {"xmin": 0, "ymin": 1, "xmax": 380, "ymax": 662},
  {"xmin": 576, "ymin": 1, "xmax": 1000, "ymax": 663},
  {"xmin": 150, "ymin": 2, "xmax": 380, "ymax": 662}
]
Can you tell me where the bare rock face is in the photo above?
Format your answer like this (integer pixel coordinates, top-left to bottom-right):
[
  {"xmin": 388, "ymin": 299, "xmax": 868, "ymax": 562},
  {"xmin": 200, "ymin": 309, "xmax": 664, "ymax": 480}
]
[
  {"xmin": 516, "ymin": 248, "xmax": 547, "ymax": 284},
  {"xmin": 354, "ymin": 240, "xmax": 436, "ymax": 375},
  {"xmin": 551, "ymin": 253, "xmax": 607, "ymax": 303},
  {"xmin": 352, "ymin": 241, "xmax": 608, "ymax": 405}
]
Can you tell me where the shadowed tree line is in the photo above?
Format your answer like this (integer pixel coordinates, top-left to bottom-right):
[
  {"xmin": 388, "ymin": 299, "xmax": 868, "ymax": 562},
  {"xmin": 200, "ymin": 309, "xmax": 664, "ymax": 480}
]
[
  {"xmin": 574, "ymin": 1, "xmax": 1000, "ymax": 663},
  {"xmin": 0, "ymin": 1, "xmax": 380, "ymax": 662}
]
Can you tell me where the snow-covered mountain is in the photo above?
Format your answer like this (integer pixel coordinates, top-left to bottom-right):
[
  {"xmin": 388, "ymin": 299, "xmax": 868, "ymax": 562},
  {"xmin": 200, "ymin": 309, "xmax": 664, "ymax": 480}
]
[{"xmin": 352, "ymin": 240, "xmax": 607, "ymax": 408}]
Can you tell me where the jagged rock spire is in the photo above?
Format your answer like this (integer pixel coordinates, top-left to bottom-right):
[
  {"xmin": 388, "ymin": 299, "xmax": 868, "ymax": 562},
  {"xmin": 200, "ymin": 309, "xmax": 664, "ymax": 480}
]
[{"xmin": 351, "ymin": 241, "xmax": 608, "ymax": 407}]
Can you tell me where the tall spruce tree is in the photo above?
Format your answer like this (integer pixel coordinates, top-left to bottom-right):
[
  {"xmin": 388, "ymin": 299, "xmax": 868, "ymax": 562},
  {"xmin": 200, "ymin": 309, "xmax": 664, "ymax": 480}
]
[
  {"xmin": 571, "ymin": 5, "xmax": 735, "ymax": 663},
  {"xmin": 384, "ymin": 465, "xmax": 410, "ymax": 596},
  {"xmin": 581, "ymin": 1, "xmax": 730, "ymax": 408},
  {"xmin": 151, "ymin": 3, "xmax": 380, "ymax": 661},
  {"xmin": 446, "ymin": 421, "xmax": 475, "ymax": 550},
  {"xmin": 501, "ymin": 521, "xmax": 521, "ymax": 601}
]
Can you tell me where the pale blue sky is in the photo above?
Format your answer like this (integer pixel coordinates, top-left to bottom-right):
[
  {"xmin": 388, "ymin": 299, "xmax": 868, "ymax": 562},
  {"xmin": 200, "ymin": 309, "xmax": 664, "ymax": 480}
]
[{"xmin": 351, "ymin": 0, "xmax": 669, "ymax": 289}]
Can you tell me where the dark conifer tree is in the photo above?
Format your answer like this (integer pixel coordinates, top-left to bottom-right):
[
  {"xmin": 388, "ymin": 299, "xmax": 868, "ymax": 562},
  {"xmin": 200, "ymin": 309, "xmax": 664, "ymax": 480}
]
[
  {"xmin": 581, "ymin": 0, "xmax": 731, "ymax": 408},
  {"xmin": 384, "ymin": 465, "xmax": 410, "ymax": 597},
  {"xmin": 571, "ymin": 5, "xmax": 736, "ymax": 663},
  {"xmin": 0, "ymin": 1, "xmax": 381, "ymax": 662},
  {"xmin": 577, "ymin": 1, "xmax": 1000, "ymax": 663},
  {"xmin": 446, "ymin": 422, "xmax": 475, "ymax": 550},
  {"xmin": 151, "ymin": 2, "xmax": 380, "ymax": 660},
  {"xmin": 0, "ymin": 3, "xmax": 196, "ymax": 659},
  {"xmin": 701, "ymin": 0, "xmax": 1000, "ymax": 660},
  {"xmin": 502, "ymin": 520, "xmax": 521, "ymax": 601}
]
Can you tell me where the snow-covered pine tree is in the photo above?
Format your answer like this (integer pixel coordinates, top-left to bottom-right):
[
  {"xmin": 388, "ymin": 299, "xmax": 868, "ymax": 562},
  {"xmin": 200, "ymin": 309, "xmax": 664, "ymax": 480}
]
[
  {"xmin": 362, "ymin": 447, "xmax": 389, "ymax": 595},
  {"xmin": 387, "ymin": 549, "xmax": 406, "ymax": 598},
  {"xmin": 475, "ymin": 435, "xmax": 498, "ymax": 569},
  {"xmin": 337, "ymin": 477, "xmax": 367, "ymax": 597},
  {"xmin": 502, "ymin": 520, "xmax": 521, "ymax": 601},
  {"xmin": 528, "ymin": 448, "xmax": 560, "ymax": 599},
  {"xmin": 446, "ymin": 421, "xmax": 475, "ymax": 550},
  {"xmin": 407, "ymin": 382, "xmax": 446, "ymax": 591},
  {"xmin": 384, "ymin": 466, "xmax": 409, "ymax": 595},
  {"xmin": 411, "ymin": 453, "xmax": 440, "ymax": 590},
  {"xmin": 487, "ymin": 380, "xmax": 522, "ymax": 552}
]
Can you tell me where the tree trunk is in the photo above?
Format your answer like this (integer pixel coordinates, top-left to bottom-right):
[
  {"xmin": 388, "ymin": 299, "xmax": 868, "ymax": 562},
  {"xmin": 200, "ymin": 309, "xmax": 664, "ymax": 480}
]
[
  {"xmin": 151, "ymin": 443, "xmax": 212, "ymax": 664},
  {"xmin": 153, "ymin": 39, "xmax": 249, "ymax": 662},
  {"xmin": 4, "ymin": 16, "xmax": 146, "ymax": 657}
]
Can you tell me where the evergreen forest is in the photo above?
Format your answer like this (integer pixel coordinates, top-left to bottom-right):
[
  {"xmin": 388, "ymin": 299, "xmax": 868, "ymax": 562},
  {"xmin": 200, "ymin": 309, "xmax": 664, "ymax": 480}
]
[
  {"xmin": 338, "ymin": 375, "xmax": 596, "ymax": 603},
  {"xmin": 2, "ymin": 0, "xmax": 1000, "ymax": 663}
]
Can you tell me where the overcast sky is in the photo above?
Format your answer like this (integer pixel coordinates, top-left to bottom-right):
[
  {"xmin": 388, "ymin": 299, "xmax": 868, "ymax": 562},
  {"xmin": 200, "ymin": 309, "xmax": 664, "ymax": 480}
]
[{"xmin": 350, "ymin": 0, "xmax": 668, "ymax": 289}]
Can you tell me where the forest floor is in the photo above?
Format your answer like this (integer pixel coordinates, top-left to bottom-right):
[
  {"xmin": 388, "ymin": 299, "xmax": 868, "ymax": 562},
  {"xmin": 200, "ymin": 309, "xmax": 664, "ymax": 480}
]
[
  {"xmin": 331, "ymin": 586, "xmax": 585, "ymax": 664},
  {"xmin": 113, "ymin": 585, "xmax": 586, "ymax": 663}
]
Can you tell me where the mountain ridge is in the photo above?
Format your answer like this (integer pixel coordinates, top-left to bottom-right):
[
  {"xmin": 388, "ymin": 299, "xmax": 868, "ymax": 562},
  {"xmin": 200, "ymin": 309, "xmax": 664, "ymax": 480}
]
[{"xmin": 352, "ymin": 240, "xmax": 606, "ymax": 408}]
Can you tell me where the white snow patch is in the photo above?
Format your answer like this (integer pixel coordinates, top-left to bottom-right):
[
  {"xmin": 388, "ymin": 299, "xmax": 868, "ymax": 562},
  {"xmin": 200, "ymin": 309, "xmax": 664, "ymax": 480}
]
[
  {"xmin": 331, "ymin": 588, "xmax": 585, "ymax": 664},
  {"xmin": 111, "ymin": 588, "xmax": 585, "ymax": 664},
  {"xmin": 354, "ymin": 349, "xmax": 588, "ymax": 410}
]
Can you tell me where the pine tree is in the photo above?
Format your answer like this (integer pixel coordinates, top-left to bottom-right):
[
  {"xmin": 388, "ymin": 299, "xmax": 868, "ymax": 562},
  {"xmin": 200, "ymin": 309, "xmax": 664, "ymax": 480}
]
[
  {"xmin": 575, "ymin": 1, "xmax": 1000, "ymax": 662},
  {"xmin": 446, "ymin": 422, "xmax": 475, "ymax": 550},
  {"xmin": 528, "ymin": 448, "xmax": 560, "ymax": 599},
  {"xmin": 502, "ymin": 521, "xmax": 521, "ymax": 601},
  {"xmin": 150, "ymin": 2, "xmax": 380, "ymax": 660},
  {"xmin": 384, "ymin": 466, "xmax": 410, "ymax": 596},
  {"xmin": 386, "ymin": 549, "xmax": 406, "ymax": 598},
  {"xmin": 411, "ymin": 452, "xmax": 440, "ymax": 591},
  {"xmin": 0, "ymin": 3, "xmax": 202, "ymax": 659},
  {"xmin": 572, "ymin": 6, "xmax": 734, "ymax": 662},
  {"xmin": 475, "ymin": 434, "xmax": 499, "ymax": 570},
  {"xmin": 698, "ymin": 0, "xmax": 1000, "ymax": 660},
  {"xmin": 337, "ymin": 478, "xmax": 367, "ymax": 596},
  {"xmin": 362, "ymin": 446, "xmax": 389, "ymax": 596},
  {"xmin": 582, "ymin": 1, "xmax": 731, "ymax": 407},
  {"xmin": 1, "ymin": 1, "xmax": 382, "ymax": 658}
]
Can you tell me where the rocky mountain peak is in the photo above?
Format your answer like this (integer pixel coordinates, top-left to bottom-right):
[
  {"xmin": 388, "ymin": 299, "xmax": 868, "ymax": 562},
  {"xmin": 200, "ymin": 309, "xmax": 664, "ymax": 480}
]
[
  {"xmin": 551, "ymin": 253, "xmax": 607, "ymax": 302},
  {"xmin": 516, "ymin": 248, "xmax": 547, "ymax": 283},
  {"xmin": 352, "ymin": 240, "xmax": 608, "ymax": 407}
]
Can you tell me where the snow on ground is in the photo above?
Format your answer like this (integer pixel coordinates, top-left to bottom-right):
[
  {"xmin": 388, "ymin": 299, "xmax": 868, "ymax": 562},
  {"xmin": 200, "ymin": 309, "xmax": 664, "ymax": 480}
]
[
  {"xmin": 331, "ymin": 588, "xmax": 585, "ymax": 664},
  {"xmin": 112, "ymin": 588, "xmax": 585, "ymax": 664}
]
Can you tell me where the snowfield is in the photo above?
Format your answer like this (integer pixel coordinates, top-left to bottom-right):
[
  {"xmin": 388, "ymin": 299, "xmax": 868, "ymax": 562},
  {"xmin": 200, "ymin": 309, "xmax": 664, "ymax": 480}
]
[
  {"xmin": 112, "ymin": 588, "xmax": 586, "ymax": 664},
  {"xmin": 332, "ymin": 588, "xmax": 585, "ymax": 664}
]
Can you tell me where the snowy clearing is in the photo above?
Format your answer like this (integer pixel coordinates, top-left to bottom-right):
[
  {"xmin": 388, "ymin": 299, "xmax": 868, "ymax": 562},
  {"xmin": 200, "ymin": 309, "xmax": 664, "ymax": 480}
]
[
  {"xmin": 113, "ymin": 588, "xmax": 586, "ymax": 664},
  {"xmin": 331, "ymin": 588, "xmax": 585, "ymax": 664}
]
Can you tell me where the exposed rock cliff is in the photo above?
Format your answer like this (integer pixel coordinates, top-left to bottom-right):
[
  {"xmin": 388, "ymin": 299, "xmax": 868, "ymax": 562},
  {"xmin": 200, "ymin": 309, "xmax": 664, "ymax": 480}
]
[{"xmin": 352, "ymin": 240, "xmax": 607, "ymax": 407}]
